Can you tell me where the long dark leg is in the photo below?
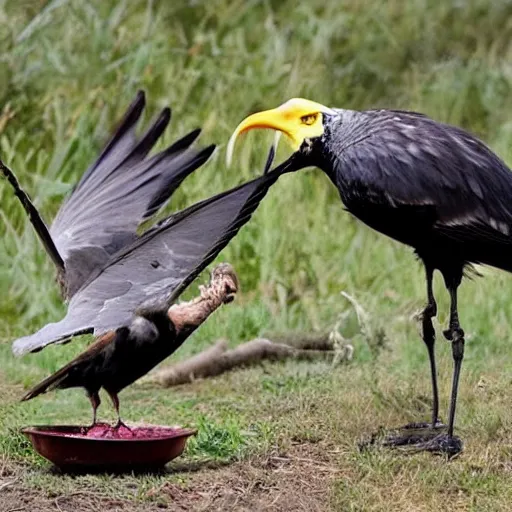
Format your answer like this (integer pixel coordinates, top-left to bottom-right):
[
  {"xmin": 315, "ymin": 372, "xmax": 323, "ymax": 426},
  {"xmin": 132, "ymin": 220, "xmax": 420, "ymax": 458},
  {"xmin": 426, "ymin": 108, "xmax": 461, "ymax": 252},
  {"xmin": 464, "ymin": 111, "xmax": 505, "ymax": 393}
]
[
  {"xmin": 443, "ymin": 279, "xmax": 465, "ymax": 438},
  {"xmin": 87, "ymin": 391, "xmax": 101, "ymax": 426},
  {"xmin": 379, "ymin": 265, "xmax": 440, "ymax": 432},
  {"xmin": 422, "ymin": 264, "xmax": 440, "ymax": 427},
  {"xmin": 106, "ymin": 390, "xmax": 129, "ymax": 429},
  {"xmin": 360, "ymin": 266, "xmax": 450, "ymax": 454},
  {"xmin": 393, "ymin": 274, "xmax": 465, "ymax": 455}
]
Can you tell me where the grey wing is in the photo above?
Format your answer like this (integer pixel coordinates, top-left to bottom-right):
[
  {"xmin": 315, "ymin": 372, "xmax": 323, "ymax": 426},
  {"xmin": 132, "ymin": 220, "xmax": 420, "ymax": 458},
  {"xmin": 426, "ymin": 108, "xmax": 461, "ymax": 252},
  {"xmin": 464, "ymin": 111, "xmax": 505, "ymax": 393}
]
[
  {"xmin": 332, "ymin": 110, "xmax": 512, "ymax": 237},
  {"xmin": 59, "ymin": 143, "xmax": 216, "ymax": 298},
  {"xmin": 12, "ymin": 169, "xmax": 283, "ymax": 356},
  {"xmin": 50, "ymin": 91, "xmax": 213, "ymax": 297}
]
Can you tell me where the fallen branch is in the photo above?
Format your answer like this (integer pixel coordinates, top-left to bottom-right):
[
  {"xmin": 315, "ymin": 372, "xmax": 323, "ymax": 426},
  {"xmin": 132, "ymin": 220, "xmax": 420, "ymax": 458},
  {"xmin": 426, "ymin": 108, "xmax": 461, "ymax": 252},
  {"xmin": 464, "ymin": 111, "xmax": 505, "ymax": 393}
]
[
  {"xmin": 268, "ymin": 331, "xmax": 333, "ymax": 351},
  {"xmin": 152, "ymin": 335, "xmax": 344, "ymax": 387}
]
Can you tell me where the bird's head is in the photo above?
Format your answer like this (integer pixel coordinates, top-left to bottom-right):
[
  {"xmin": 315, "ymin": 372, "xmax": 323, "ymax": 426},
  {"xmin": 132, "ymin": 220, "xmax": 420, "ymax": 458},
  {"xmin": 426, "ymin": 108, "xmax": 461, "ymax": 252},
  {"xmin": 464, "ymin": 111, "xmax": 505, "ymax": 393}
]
[
  {"xmin": 209, "ymin": 263, "xmax": 239, "ymax": 304},
  {"xmin": 227, "ymin": 98, "xmax": 335, "ymax": 166}
]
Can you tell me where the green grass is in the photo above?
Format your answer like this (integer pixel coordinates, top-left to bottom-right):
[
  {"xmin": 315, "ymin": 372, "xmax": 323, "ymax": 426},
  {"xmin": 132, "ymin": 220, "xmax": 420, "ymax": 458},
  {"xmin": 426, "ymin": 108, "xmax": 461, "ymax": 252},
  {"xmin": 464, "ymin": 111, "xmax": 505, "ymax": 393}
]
[{"xmin": 1, "ymin": 0, "xmax": 512, "ymax": 510}]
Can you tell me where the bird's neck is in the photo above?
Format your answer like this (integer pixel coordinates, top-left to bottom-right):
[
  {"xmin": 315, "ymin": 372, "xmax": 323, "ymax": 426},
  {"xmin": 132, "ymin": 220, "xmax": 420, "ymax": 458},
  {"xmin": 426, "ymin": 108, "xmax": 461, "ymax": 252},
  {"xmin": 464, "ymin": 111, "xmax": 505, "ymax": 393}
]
[
  {"xmin": 136, "ymin": 311, "xmax": 175, "ymax": 338},
  {"xmin": 167, "ymin": 282, "xmax": 227, "ymax": 334},
  {"xmin": 307, "ymin": 144, "xmax": 341, "ymax": 190}
]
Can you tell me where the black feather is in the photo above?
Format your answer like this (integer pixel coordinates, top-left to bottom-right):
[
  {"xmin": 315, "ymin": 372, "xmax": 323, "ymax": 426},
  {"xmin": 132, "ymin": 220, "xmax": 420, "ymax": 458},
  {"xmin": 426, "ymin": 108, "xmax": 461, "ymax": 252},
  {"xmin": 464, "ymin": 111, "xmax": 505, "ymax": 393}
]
[
  {"xmin": 312, "ymin": 108, "xmax": 512, "ymax": 271},
  {"xmin": 0, "ymin": 159, "xmax": 65, "ymax": 272}
]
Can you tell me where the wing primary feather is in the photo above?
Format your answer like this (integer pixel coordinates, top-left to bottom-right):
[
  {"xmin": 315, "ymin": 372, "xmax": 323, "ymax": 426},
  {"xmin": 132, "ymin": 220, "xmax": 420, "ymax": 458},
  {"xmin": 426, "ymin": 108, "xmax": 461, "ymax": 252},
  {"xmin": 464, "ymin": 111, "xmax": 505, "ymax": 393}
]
[
  {"xmin": 263, "ymin": 144, "xmax": 276, "ymax": 175},
  {"xmin": 161, "ymin": 128, "xmax": 202, "ymax": 154},
  {"xmin": 119, "ymin": 107, "xmax": 172, "ymax": 168},
  {"xmin": 77, "ymin": 90, "xmax": 146, "ymax": 187},
  {"xmin": 0, "ymin": 158, "xmax": 65, "ymax": 272},
  {"xmin": 143, "ymin": 144, "xmax": 216, "ymax": 219}
]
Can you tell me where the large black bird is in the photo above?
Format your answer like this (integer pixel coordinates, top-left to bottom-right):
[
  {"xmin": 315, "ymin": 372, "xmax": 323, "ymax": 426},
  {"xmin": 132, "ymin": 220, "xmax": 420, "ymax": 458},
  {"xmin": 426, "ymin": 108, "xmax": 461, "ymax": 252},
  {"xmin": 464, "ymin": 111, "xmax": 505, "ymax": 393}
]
[
  {"xmin": 1, "ymin": 90, "xmax": 211, "ymax": 300},
  {"xmin": 227, "ymin": 98, "xmax": 512, "ymax": 454}
]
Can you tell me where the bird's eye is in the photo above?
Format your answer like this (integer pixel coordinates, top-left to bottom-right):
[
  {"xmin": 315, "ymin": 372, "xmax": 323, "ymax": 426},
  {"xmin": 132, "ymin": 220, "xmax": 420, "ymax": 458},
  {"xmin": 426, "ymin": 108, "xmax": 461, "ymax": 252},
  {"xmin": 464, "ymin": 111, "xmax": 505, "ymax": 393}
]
[{"xmin": 301, "ymin": 113, "xmax": 318, "ymax": 125}]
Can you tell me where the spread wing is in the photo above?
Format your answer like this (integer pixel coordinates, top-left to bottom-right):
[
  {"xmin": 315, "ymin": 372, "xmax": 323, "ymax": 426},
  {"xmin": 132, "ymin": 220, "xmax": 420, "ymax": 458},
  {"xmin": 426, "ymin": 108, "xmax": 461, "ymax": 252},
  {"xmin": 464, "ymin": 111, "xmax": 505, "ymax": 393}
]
[
  {"xmin": 2, "ymin": 91, "xmax": 214, "ymax": 299},
  {"xmin": 330, "ymin": 109, "xmax": 512, "ymax": 244},
  {"xmin": 12, "ymin": 169, "xmax": 283, "ymax": 356},
  {"xmin": 51, "ymin": 91, "xmax": 214, "ymax": 297}
]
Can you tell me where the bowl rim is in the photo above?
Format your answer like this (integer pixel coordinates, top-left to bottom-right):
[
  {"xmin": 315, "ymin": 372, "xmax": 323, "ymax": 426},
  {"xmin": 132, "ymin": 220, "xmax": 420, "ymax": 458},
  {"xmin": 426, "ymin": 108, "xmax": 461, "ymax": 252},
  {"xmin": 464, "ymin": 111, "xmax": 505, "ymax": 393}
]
[{"xmin": 21, "ymin": 424, "xmax": 198, "ymax": 443}]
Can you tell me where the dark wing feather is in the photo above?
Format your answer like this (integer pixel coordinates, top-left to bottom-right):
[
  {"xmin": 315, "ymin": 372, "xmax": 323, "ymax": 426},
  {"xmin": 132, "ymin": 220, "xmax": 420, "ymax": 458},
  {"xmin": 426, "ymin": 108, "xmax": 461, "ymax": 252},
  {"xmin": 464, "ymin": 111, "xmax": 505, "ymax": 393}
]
[
  {"xmin": 0, "ymin": 159, "xmax": 65, "ymax": 272},
  {"xmin": 69, "ymin": 90, "xmax": 146, "ymax": 192},
  {"xmin": 12, "ymin": 169, "xmax": 283, "ymax": 356},
  {"xmin": 329, "ymin": 110, "xmax": 512, "ymax": 245},
  {"xmin": 50, "ymin": 91, "xmax": 210, "ymax": 297}
]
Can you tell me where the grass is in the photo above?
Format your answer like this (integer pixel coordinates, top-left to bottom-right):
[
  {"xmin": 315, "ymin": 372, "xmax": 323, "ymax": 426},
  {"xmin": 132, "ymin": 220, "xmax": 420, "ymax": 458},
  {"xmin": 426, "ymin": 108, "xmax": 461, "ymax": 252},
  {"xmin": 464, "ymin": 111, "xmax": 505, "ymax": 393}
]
[{"xmin": 1, "ymin": 0, "xmax": 512, "ymax": 510}]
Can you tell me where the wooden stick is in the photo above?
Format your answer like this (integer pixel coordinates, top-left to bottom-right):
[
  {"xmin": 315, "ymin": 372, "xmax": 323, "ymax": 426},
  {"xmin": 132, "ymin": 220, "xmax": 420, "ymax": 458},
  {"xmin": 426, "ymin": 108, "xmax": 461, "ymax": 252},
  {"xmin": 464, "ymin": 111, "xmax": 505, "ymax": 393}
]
[
  {"xmin": 152, "ymin": 336, "xmax": 336, "ymax": 387},
  {"xmin": 269, "ymin": 331, "xmax": 333, "ymax": 351},
  {"xmin": 154, "ymin": 340, "xmax": 228, "ymax": 386}
]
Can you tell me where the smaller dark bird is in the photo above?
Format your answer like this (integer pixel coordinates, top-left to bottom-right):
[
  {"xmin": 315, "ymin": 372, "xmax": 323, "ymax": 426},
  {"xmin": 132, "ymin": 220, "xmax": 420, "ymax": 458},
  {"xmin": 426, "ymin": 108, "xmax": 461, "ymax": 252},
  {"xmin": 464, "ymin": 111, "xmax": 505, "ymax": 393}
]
[
  {"xmin": 228, "ymin": 98, "xmax": 512, "ymax": 455},
  {"xmin": 22, "ymin": 263, "xmax": 239, "ymax": 426}
]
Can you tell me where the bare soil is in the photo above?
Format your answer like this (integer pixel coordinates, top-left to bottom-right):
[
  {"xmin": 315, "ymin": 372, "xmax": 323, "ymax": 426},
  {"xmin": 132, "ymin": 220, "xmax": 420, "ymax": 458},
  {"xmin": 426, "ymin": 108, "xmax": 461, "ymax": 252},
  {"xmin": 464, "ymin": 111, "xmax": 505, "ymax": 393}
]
[{"xmin": 0, "ymin": 442, "xmax": 336, "ymax": 512}]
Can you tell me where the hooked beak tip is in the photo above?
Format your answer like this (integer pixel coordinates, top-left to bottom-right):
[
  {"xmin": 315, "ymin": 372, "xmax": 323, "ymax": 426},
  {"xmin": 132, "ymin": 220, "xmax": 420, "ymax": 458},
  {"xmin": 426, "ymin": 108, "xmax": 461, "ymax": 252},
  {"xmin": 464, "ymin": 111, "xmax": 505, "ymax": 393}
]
[{"xmin": 226, "ymin": 131, "xmax": 238, "ymax": 168}]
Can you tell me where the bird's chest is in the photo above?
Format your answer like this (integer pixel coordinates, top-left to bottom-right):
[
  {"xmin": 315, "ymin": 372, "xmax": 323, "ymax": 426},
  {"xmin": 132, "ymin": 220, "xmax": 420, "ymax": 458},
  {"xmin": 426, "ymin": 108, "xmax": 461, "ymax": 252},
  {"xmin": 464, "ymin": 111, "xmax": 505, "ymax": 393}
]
[
  {"xmin": 98, "ymin": 329, "xmax": 174, "ymax": 390},
  {"xmin": 333, "ymin": 177, "xmax": 437, "ymax": 248}
]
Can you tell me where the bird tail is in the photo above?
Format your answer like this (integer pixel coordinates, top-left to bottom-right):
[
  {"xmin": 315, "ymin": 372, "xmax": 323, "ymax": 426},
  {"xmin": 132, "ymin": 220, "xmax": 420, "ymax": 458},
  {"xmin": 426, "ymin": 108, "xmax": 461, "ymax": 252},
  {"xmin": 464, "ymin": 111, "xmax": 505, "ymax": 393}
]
[{"xmin": 21, "ymin": 365, "xmax": 73, "ymax": 402}]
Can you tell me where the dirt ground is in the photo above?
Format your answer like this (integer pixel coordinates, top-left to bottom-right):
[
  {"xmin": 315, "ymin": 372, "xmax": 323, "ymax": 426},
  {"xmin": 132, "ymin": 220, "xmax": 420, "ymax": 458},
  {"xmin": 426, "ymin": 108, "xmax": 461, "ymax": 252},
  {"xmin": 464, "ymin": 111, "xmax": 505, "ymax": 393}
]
[{"xmin": 0, "ymin": 442, "xmax": 336, "ymax": 512}]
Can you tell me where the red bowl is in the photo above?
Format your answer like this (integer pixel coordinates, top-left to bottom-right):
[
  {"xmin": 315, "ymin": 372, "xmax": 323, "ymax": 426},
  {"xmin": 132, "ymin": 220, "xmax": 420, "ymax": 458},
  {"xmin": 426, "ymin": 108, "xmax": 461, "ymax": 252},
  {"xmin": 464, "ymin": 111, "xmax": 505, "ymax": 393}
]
[{"xmin": 22, "ymin": 424, "xmax": 197, "ymax": 471}]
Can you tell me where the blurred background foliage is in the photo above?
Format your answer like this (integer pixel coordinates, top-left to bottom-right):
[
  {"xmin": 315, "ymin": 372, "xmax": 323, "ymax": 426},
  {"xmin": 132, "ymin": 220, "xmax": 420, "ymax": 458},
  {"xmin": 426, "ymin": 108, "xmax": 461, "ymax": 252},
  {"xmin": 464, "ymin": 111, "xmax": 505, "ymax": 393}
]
[{"xmin": 1, "ymin": 0, "xmax": 512, "ymax": 377}]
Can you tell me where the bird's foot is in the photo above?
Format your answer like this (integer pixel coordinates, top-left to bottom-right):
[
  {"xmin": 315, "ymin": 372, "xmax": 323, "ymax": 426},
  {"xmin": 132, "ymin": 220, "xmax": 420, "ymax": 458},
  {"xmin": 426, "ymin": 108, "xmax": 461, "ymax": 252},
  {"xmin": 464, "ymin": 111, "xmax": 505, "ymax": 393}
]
[
  {"xmin": 359, "ymin": 421, "xmax": 462, "ymax": 456},
  {"xmin": 399, "ymin": 433, "xmax": 463, "ymax": 457},
  {"xmin": 114, "ymin": 419, "xmax": 132, "ymax": 431},
  {"xmin": 85, "ymin": 420, "xmax": 101, "ymax": 432}
]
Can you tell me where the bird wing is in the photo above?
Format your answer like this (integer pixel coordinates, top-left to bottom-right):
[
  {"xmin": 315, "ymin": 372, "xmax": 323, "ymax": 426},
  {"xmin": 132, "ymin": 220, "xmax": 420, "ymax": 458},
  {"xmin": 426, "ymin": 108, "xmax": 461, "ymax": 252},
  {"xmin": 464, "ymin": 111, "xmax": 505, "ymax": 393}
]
[
  {"xmin": 331, "ymin": 110, "xmax": 512, "ymax": 241},
  {"xmin": 12, "ymin": 169, "xmax": 283, "ymax": 356},
  {"xmin": 49, "ymin": 91, "xmax": 213, "ymax": 297}
]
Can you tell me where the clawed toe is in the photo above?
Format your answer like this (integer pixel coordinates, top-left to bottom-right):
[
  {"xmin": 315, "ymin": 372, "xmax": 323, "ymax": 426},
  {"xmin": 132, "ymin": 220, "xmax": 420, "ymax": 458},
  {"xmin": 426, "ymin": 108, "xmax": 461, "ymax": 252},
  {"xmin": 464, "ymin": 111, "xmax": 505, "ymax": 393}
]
[
  {"xmin": 359, "ymin": 421, "xmax": 459, "ymax": 455},
  {"xmin": 114, "ymin": 420, "xmax": 131, "ymax": 430},
  {"xmin": 403, "ymin": 433, "xmax": 463, "ymax": 457}
]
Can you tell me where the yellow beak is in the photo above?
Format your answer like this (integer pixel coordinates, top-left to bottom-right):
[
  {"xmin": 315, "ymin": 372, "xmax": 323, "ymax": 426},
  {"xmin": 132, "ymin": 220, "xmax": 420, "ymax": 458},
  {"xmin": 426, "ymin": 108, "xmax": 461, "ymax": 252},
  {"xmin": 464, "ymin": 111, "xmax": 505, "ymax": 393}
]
[
  {"xmin": 226, "ymin": 98, "xmax": 332, "ymax": 167},
  {"xmin": 226, "ymin": 107, "xmax": 300, "ymax": 167}
]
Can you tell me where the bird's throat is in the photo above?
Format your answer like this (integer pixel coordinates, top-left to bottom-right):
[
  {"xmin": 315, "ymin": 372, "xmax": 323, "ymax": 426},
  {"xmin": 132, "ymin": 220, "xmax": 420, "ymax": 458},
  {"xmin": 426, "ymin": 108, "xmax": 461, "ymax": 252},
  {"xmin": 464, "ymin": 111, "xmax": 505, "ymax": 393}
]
[{"xmin": 167, "ymin": 280, "xmax": 235, "ymax": 333}]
